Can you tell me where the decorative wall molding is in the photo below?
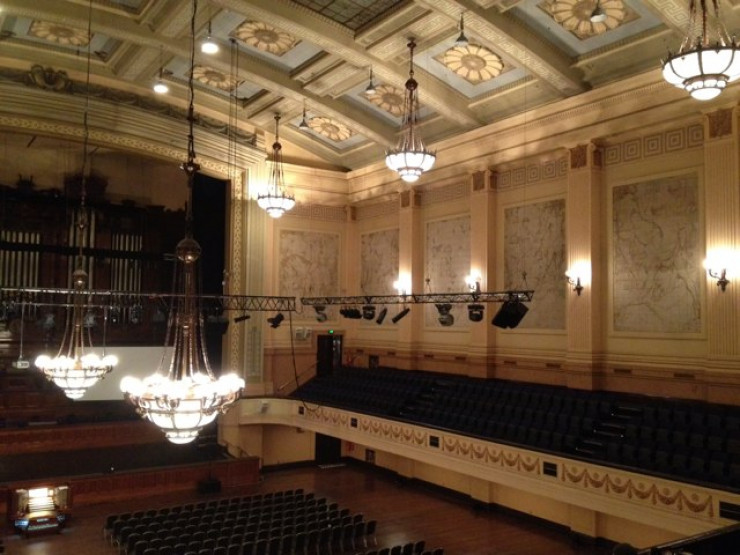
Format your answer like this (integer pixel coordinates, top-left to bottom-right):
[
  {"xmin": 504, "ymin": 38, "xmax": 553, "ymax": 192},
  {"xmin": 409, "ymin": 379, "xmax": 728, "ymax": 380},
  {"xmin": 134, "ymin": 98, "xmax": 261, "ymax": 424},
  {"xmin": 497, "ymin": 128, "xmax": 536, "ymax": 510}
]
[
  {"xmin": 706, "ymin": 108, "xmax": 733, "ymax": 139},
  {"xmin": 420, "ymin": 181, "xmax": 469, "ymax": 206},
  {"xmin": 492, "ymin": 157, "xmax": 568, "ymax": 191},
  {"xmin": 285, "ymin": 203, "xmax": 348, "ymax": 222},
  {"xmin": 354, "ymin": 200, "xmax": 399, "ymax": 220},
  {"xmin": 603, "ymin": 124, "xmax": 704, "ymax": 166}
]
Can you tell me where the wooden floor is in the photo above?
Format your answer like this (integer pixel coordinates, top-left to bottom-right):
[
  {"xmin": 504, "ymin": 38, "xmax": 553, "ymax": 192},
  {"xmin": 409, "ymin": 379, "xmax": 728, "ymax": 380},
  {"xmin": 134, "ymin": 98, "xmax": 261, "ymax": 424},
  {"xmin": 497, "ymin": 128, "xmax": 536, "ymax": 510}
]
[{"xmin": 1, "ymin": 463, "xmax": 614, "ymax": 555}]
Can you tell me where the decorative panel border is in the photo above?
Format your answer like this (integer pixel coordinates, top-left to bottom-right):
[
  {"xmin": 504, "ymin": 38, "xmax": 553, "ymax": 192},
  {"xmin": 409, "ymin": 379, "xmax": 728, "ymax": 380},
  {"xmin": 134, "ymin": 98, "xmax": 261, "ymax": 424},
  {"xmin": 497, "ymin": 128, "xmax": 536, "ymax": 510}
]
[{"xmin": 604, "ymin": 124, "xmax": 704, "ymax": 166}]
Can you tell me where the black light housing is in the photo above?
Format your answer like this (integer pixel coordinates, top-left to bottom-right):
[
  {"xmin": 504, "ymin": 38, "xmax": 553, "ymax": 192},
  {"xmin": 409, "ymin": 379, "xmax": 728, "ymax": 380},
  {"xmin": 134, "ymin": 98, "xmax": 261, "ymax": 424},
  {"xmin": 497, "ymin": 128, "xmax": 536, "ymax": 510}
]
[
  {"xmin": 467, "ymin": 303, "xmax": 484, "ymax": 322},
  {"xmin": 435, "ymin": 303, "xmax": 454, "ymax": 327},
  {"xmin": 376, "ymin": 307, "xmax": 388, "ymax": 325},
  {"xmin": 362, "ymin": 305, "xmax": 376, "ymax": 320},
  {"xmin": 314, "ymin": 305, "xmax": 328, "ymax": 322},
  {"xmin": 268, "ymin": 313, "xmax": 284, "ymax": 328},
  {"xmin": 234, "ymin": 313, "xmax": 251, "ymax": 323},
  {"xmin": 391, "ymin": 307, "xmax": 410, "ymax": 324},
  {"xmin": 339, "ymin": 307, "xmax": 362, "ymax": 319}
]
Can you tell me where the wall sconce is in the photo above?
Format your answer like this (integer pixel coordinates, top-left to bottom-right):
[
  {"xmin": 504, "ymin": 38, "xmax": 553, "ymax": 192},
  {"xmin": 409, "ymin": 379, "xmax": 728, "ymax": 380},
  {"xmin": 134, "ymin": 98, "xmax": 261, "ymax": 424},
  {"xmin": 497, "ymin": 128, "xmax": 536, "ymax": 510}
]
[
  {"xmin": 393, "ymin": 275, "xmax": 411, "ymax": 296},
  {"xmin": 565, "ymin": 273, "xmax": 583, "ymax": 296},
  {"xmin": 465, "ymin": 274, "xmax": 481, "ymax": 296},
  {"xmin": 706, "ymin": 267, "xmax": 729, "ymax": 292}
]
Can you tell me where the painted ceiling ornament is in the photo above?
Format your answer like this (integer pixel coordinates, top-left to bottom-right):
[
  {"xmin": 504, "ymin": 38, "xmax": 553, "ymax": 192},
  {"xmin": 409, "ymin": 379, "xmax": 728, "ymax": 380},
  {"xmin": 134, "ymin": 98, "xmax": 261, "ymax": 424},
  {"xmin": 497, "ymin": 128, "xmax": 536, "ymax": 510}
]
[
  {"xmin": 234, "ymin": 21, "xmax": 298, "ymax": 56},
  {"xmin": 307, "ymin": 116, "xmax": 353, "ymax": 142},
  {"xmin": 365, "ymin": 84, "xmax": 405, "ymax": 117},
  {"xmin": 29, "ymin": 20, "xmax": 90, "ymax": 46},
  {"xmin": 543, "ymin": 0, "xmax": 630, "ymax": 39},
  {"xmin": 442, "ymin": 44, "xmax": 504, "ymax": 84},
  {"xmin": 192, "ymin": 65, "xmax": 239, "ymax": 91}
]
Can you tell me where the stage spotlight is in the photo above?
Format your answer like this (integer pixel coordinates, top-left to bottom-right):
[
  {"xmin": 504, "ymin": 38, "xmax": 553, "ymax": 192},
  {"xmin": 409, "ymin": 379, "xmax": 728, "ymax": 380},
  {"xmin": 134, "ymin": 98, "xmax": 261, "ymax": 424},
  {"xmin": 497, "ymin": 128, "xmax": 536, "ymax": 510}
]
[
  {"xmin": 267, "ymin": 313, "xmax": 284, "ymax": 328},
  {"xmin": 467, "ymin": 303, "xmax": 484, "ymax": 322},
  {"xmin": 435, "ymin": 303, "xmax": 454, "ymax": 327},
  {"xmin": 376, "ymin": 307, "xmax": 388, "ymax": 325},
  {"xmin": 362, "ymin": 305, "xmax": 376, "ymax": 320},
  {"xmin": 391, "ymin": 307, "xmax": 410, "ymax": 324},
  {"xmin": 234, "ymin": 313, "xmax": 251, "ymax": 323},
  {"xmin": 339, "ymin": 307, "xmax": 361, "ymax": 319},
  {"xmin": 314, "ymin": 305, "xmax": 328, "ymax": 322},
  {"xmin": 491, "ymin": 300, "xmax": 528, "ymax": 329}
]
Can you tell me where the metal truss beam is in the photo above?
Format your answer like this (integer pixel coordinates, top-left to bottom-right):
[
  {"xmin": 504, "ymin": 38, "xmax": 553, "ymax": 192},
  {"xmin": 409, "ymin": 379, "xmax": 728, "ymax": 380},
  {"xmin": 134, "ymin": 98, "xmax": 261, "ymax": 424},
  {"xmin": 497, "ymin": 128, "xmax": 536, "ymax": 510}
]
[
  {"xmin": 301, "ymin": 290, "xmax": 534, "ymax": 306},
  {"xmin": 0, "ymin": 288, "xmax": 297, "ymax": 313}
]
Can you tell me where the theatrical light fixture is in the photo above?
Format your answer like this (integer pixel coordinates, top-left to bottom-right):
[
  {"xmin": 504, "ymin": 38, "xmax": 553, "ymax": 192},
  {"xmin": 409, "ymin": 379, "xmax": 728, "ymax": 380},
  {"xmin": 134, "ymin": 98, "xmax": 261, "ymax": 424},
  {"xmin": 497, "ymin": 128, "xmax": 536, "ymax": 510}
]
[
  {"xmin": 391, "ymin": 306, "xmax": 410, "ymax": 324},
  {"xmin": 314, "ymin": 305, "xmax": 328, "ymax": 322},
  {"xmin": 201, "ymin": 20, "xmax": 219, "ymax": 54},
  {"xmin": 234, "ymin": 313, "xmax": 251, "ymax": 323},
  {"xmin": 435, "ymin": 303, "xmax": 454, "ymax": 327},
  {"xmin": 339, "ymin": 307, "xmax": 362, "ymax": 319},
  {"xmin": 662, "ymin": 0, "xmax": 740, "ymax": 100},
  {"xmin": 121, "ymin": 0, "xmax": 244, "ymax": 446},
  {"xmin": 565, "ymin": 273, "xmax": 584, "ymax": 296},
  {"xmin": 454, "ymin": 13, "xmax": 469, "ymax": 47},
  {"xmin": 491, "ymin": 299, "xmax": 529, "ymax": 329},
  {"xmin": 365, "ymin": 67, "xmax": 377, "ymax": 95},
  {"xmin": 257, "ymin": 114, "xmax": 296, "ymax": 218},
  {"xmin": 376, "ymin": 307, "xmax": 388, "ymax": 325},
  {"xmin": 589, "ymin": 1, "xmax": 607, "ymax": 23},
  {"xmin": 385, "ymin": 38, "xmax": 436, "ymax": 183},
  {"xmin": 362, "ymin": 305, "xmax": 376, "ymax": 320},
  {"xmin": 268, "ymin": 312, "xmax": 285, "ymax": 328},
  {"xmin": 467, "ymin": 303, "xmax": 484, "ymax": 322}
]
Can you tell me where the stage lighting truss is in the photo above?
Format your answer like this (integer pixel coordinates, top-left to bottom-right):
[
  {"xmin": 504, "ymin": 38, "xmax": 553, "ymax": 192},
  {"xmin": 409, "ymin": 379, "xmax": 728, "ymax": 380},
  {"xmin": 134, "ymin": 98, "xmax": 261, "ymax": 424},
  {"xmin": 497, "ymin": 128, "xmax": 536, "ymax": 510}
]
[
  {"xmin": 301, "ymin": 290, "xmax": 533, "ymax": 308},
  {"xmin": 0, "ymin": 287, "xmax": 297, "ymax": 315}
]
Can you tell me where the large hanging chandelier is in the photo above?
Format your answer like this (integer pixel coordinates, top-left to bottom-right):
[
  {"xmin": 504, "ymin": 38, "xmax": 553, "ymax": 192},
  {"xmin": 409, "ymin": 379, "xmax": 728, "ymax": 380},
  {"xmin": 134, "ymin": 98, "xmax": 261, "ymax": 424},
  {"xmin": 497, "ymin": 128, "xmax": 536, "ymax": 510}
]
[
  {"xmin": 385, "ymin": 38, "xmax": 436, "ymax": 183},
  {"xmin": 120, "ymin": 0, "xmax": 244, "ymax": 445},
  {"xmin": 35, "ymin": 270, "xmax": 118, "ymax": 399},
  {"xmin": 662, "ymin": 0, "xmax": 740, "ymax": 101},
  {"xmin": 257, "ymin": 114, "xmax": 295, "ymax": 218},
  {"xmin": 35, "ymin": 0, "xmax": 118, "ymax": 400}
]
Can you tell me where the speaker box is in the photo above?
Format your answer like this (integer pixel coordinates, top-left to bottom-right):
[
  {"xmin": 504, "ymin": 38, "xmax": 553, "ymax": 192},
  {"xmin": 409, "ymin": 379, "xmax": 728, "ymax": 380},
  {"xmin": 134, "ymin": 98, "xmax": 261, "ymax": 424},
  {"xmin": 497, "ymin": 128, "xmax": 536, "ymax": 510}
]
[{"xmin": 491, "ymin": 301, "xmax": 529, "ymax": 329}]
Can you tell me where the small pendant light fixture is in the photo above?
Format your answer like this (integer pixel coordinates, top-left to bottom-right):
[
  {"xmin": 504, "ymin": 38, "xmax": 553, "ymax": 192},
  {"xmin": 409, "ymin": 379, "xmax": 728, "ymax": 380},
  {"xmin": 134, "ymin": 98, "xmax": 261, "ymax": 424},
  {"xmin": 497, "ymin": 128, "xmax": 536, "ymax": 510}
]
[{"xmin": 257, "ymin": 114, "xmax": 296, "ymax": 218}]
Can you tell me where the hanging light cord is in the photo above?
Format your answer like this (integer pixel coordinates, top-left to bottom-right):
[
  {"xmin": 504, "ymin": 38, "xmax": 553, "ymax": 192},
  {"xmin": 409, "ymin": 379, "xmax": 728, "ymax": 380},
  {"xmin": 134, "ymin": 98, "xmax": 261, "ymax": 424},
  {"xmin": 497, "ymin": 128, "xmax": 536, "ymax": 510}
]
[{"xmin": 182, "ymin": 0, "xmax": 200, "ymax": 236}]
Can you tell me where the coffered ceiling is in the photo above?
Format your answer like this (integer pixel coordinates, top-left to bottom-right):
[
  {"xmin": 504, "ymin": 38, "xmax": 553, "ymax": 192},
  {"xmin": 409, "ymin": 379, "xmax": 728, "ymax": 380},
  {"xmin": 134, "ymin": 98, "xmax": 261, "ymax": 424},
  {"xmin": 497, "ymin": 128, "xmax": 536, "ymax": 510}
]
[{"xmin": 0, "ymin": 0, "xmax": 733, "ymax": 172}]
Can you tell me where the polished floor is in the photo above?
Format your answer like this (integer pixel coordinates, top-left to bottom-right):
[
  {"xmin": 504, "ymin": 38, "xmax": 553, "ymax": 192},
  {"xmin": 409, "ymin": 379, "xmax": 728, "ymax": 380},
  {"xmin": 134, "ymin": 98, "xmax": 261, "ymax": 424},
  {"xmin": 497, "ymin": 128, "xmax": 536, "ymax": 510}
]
[{"xmin": 1, "ymin": 463, "xmax": 614, "ymax": 555}]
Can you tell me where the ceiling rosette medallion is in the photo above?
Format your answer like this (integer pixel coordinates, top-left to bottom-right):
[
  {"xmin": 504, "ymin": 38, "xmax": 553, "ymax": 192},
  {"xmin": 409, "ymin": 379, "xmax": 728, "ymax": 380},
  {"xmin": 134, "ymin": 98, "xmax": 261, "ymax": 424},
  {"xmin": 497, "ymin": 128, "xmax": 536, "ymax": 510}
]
[
  {"xmin": 364, "ymin": 84, "xmax": 405, "ymax": 117},
  {"xmin": 29, "ymin": 20, "xmax": 90, "ymax": 46},
  {"xmin": 307, "ymin": 116, "xmax": 353, "ymax": 142},
  {"xmin": 234, "ymin": 21, "xmax": 298, "ymax": 56},
  {"xmin": 541, "ymin": 0, "xmax": 635, "ymax": 39},
  {"xmin": 192, "ymin": 65, "xmax": 239, "ymax": 91},
  {"xmin": 441, "ymin": 44, "xmax": 504, "ymax": 84}
]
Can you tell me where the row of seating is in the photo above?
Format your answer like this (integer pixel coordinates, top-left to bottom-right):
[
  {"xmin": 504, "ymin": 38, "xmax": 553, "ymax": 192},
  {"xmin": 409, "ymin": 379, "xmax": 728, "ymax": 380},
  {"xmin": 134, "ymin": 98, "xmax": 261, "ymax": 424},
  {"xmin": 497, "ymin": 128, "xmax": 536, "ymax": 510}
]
[{"xmin": 294, "ymin": 366, "xmax": 740, "ymax": 491}]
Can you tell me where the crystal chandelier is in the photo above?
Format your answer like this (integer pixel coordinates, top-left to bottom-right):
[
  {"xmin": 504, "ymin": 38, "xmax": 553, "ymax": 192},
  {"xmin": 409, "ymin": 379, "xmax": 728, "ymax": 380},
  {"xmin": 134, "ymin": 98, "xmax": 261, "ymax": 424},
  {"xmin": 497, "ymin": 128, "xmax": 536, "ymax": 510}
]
[
  {"xmin": 35, "ymin": 269, "xmax": 118, "ymax": 399},
  {"xmin": 385, "ymin": 38, "xmax": 436, "ymax": 183},
  {"xmin": 257, "ymin": 114, "xmax": 295, "ymax": 218},
  {"xmin": 120, "ymin": 0, "xmax": 244, "ymax": 445},
  {"xmin": 34, "ymin": 0, "xmax": 118, "ymax": 400},
  {"xmin": 662, "ymin": 0, "xmax": 740, "ymax": 100}
]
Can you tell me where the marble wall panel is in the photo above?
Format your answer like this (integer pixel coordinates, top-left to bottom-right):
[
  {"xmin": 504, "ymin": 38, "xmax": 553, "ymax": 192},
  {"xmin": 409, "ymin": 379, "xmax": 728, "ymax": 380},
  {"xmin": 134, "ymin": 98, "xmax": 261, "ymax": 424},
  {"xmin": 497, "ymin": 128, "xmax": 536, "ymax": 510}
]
[
  {"xmin": 504, "ymin": 199, "xmax": 566, "ymax": 329},
  {"xmin": 279, "ymin": 230, "xmax": 340, "ymax": 308},
  {"xmin": 612, "ymin": 174, "xmax": 701, "ymax": 333},
  {"xmin": 425, "ymin": 216, "xmax": 471, "ymax": 327},
  {"xmin": 361, "ymin": 229, "xmax": 399, "ymax": 296}
]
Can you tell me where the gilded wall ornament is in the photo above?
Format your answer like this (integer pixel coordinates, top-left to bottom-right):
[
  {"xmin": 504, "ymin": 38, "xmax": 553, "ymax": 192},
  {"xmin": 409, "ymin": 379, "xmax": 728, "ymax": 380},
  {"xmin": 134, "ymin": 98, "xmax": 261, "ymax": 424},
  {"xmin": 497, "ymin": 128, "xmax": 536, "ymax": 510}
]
[
  {"xmin": 365, "ymin": 84, "xmax": 405, "ymax": 117},
  {"xmin": 234, "ymin": 21, "xmax": 298, "ymax": 56},
  {"xmin": 25, "ymin": 65, "xmax": 72, "ymax": 92},
  {"xmin": 307, "ymin": 116, "xmax": 353, "ymax": 142},
  {"xmin": 442, "ymin": 44, "xmax": 504, "ymax": 84},
  {"xmin": 193, "ymin": 65, "xmax": 239, "ymax": 91},
  {"xmin": 541, "ymin": 0, "xmax": 634, "ymax": 39},
  {"xmin": 29, "ymin": 20, "xmax": 89, "ymax": 46}
]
